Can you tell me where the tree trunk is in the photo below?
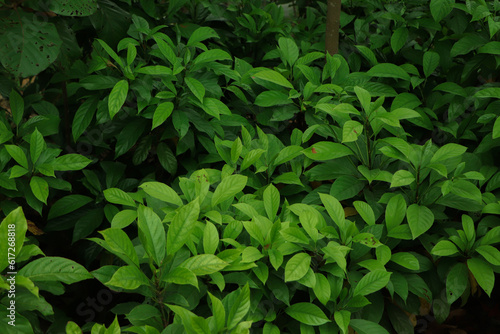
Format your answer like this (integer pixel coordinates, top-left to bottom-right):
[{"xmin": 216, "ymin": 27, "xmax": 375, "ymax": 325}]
[{"xmin": 325, "ymin": 0, "xmax": 342, "ymax": 55}]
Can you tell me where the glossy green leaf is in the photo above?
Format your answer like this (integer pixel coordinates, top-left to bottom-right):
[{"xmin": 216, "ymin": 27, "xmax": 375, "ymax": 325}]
[
  {"xmin": 138, "ymin": 205, "xmax": 166, "ymax": 266},
  {"xmin": 152, "ymin": 102, "xmax": 174, "ymax": 130},
  {"xmin": 140, "ymin": 181, "xmax": 183, "ymax": 207},
  {"xmin": 431, "ymin": 240, "xmax": 459, "ymax": 256},
  {"xmin": 167, "ymin": 200, "xmax": 200, "ymax": 255},
  {"xmin": 263, "ymin": 184, "xmax": 280, "ymax": 220},
  {"xmin": 106, "ymin": 265, "xmax": 150, "ymax": 290},
  {"xmin": 407, "ymin": 204, "xmax": 434, "ymax": 239},
  {"xmin": 99, "ymin": 228, "xmax": 139, "ymax": 267},
  {"xmin": 104, "ymin": 188, "xmax": 136, "ymax": 207},
  {"xmin": 354, "ymin": 270, "xmax": 391, "ymax": 296},
  {"xmin": 252, "ymin": 70, "xmax": 293, "ymax": 89},
  {"xmin": 52, "ymin": 154, "xmax": 92, "ymax": 171},
  {"xmin": 446, "ymin": 262, "xmax": 468, "ymax": 304},
  {"xmin": 391, "ymin": 252, "xmax": 419, "ymax": 270},
  {"xmin": 385, "ymin": 194, "xmax": 406, "ymax": 231},
  {"xmin": 0, "ymin": 207, "xmax": 27, "ymax": 272},
  {"xmin": 18, "ymin": 257, "xmax": 92, "ymax": 284},
  {"xmin": 285, "ymin": 252, "xmax": 311, "ymax": 282},
  {"xmin": 180, "ymin": 254, "xmax": 228, "ymax": 275},
  {"xmin": 48, "ymin": 195, "xmax": 93, "ymax": 220},
  {"xmin": 5, "ymin": 145, "xmax": 28, "ymax": 169},
  {"xmin": 467, "ymin": 257, "xmax": 494, "ymax": 297},
  {"xmin": 108, "ymin": 80, "xmax": 128, "ymax": 119},
  {"xmin": 303, "ymin": 142, "xmax": 353, "ymax": 161},
  {"xmin": 390, "ymin": 170, "xmax": 415, "ymax": 187},
  {"xmin": 342, "ymin": 120, "xmax": 363, "ymax": 143},
  {"xmin": 334, "ymin": 310, "xmax": 351, "ymax": 334},
  {"xmin": 285, "ymin": 303, "xmax": 330, "ymax": 326},
  {"xmin": 350, "ymin": 319, "xmax": 390, "ymax": 334},
  {"xmin": 185, "ymin": 77, "xmax": 205, "ymax": 102},
  {"xmin": 30, "ymin": 176, "xmax": 49, "ymax": 204},
  {"xmin": 164, "ymin": 267, "xmax": 198, "ymax": 289},
  {"xmin": 212, "ymin": 174, "xmax": 247, "ymax": 207},
  {"xmin": 227, "ymin": 283, "xmax": 250, "ymax": 330}
]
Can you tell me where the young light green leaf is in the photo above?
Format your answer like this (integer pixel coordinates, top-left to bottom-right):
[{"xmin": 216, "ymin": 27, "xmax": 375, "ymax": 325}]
[
  {"xmin": 30, "ymin": 129, "xmax": 45, "ymax": 165},
  {"xmin": 313, "ymin": 273, "xmax": 331, "ymax": 305},
  {"xmin": 353, "ymin": 270, "xmax": 391, "ymax": 296},
  {"xmin": 273, "ymin": 145, "xmax": 303, "ymax": 166},
  {"xmin": 467, "ymin": 257, "xmax": 494, "ymax": 297},
  {"xmin": 407, "ymin": 204, "xmax": 434, "ymax": 239},
  {"xmin": 430, "ymin": 143, "xmax": 467, "ymax": 163},
  {"xmin": 108, "ymin": 80, "xmax": 128, "ymax": 119},
  {"xmin": 180, "ymin": 254, "xmax": 228, "ymax": 275},
  {"xmin": 164, "ymin": 267, "xmax": 198, "ymax": 289},
  {"xmin": 227, "ymin": 284, "xmax": 250, "ymax": 330},
  {"xmin": 30, "ymin": 176, "xmax": 49, "ymax": 204},
  {"xmin": 185, "ymin": 77, "xmax": 205, "ymax": 102},
  {"xmin": 106, "ymin": 265, "xmax": 151, "ymax": 290},
  {"xmin": 0, "ymin": 207, "xmax": 27, "ymax": 273},
  {"xmin": 319, "ymin": 193, "xmax": 345, "ymax": 228},
  {"xmin": 252, "ymin": 70, "xmax": 294, "ymax": 89},
  {"xmin": 285, "ymin": 253, "xmax": 311, "ymax": 282},
  {"xmin": 302, "ymin": 142, "xmax": 353, "ymax": 161},
  {"xmin": 52, "ymin": 154, "xmax": 92, "ymax": 171},
  {"xmin": 431, "ymin": 240, "xmax": 459, "ymax": 256},
  {"xmin": 99, "ymin": 228, "xmax": 139, "ymax": 267},
  {"xmin": 140, "ymin": 181, "xmax": 183, "ymax": 207},
  {"xmin": 18, "ymin": 257, "xmax": 92, "ymax": 284},
  {"xmin": 203, "ymin": 221, "xmax": 219, "ymax": 254},
  {"xmin": 390, "ymin": 170, "xmax": 415, "ymax": 187},
  {"xmin": 354, "ymin": 86, "xmax": 371, "ymax": 112},
  {"xmin": 263, "ymin": 184, "xmax": 280, "ymax": 220},
  {"xmin": 208, "ymin": 292, "xmax": 225, "ymax": 331},
  {"xmin": 353, "ymin": 201, "xmax": 375, "ymax": 225},
  {"xmin": 152, "ymin": 102, "xmax": 174, "ymax": 130},
  {"xmin": 231, "ymin": 138, "xmax": 242, "ymax": 164},
  {"xmin": 212, "ymin": 174, "xmax": 247, "ymax": 207},
  {"xmin": 137, "ymin": 205, "xmax": 166, "ymax": 266},
  {"xmin": 103, "ymin": 188, "xmax": 136, "ymax": 207},
  {"xmin": 240, "ymin": 149, "xmax": 266, "ymax": 171},
  {"xmin": 334, "ymin": 310, "xmax": 351, "ymax": 334},
  {"xmin": 285, "ymin": 303, "xmax": 330, "ymax": 326},
  {"xmin": 167, "ymin": 200, "xmax": 200, "ymax": 255},
  {"xmin": 5, "ymin": 145, "xmax": 28, "ymax": 169},
  {"xmin": 390, "ymin": 252, "xmax": 419, "ymax": 270},
  {"xmin": 342, "ymin": 120, "xmax": 363, "ymax": 143},
  {"xmin": 385, "ymin": 194, "xmax": 406, "ymax": 231}
]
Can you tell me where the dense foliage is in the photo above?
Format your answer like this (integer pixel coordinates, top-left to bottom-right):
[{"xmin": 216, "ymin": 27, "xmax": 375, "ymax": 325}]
[{"xmin": 1, "ymin": 0, "xmax": 500, "ymax": 333}]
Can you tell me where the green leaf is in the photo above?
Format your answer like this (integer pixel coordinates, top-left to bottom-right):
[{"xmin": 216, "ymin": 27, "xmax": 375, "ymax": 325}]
[
  {"xmin": 390, "ymin": 170, "xmax": 415, "ymax": 187},
  {"xmin": 367, "ymin": 63, "xmax": 410, "ymax": 81},
  {"xmin": 385, "ymin": 194, "xmax": 406, "ymax": 231},
  {"xmin": 180, "ymin": 254, "xmax": 228, "ymax": 275},
  {"xmin": 391, "ymin": 27, "xmax": 408, "ymax": 53},
  {"xmin": 302, "ymin": 142, "xmax": 353, "ymax": 161},
  {"xmin": 212, "ymin": 174, "xmax": 247, "ymax": 207},
  {"xmin": 273, "ymin": 146, "xmax": 303, "ymax": 166},
  {"xmin": 354, "ymin": 86, "xmax": 371, "ymax": 112},
  {"xmin": 241, "ymin": 149, "xmax": 266, "ymax": 171},
  {"xmin": 227, "ymin": 284, "xmax": 251, "ymax": 330},
  {"xmin": 334, "ymin": 310, "xmax": 351, "ymax": 334},
  {"xmin": 137, "ymin": 205, "xmax": 166, "ymax": 266},
  {"xmin": 187, "ymin": 27, "xmax": 219, "ymax": 46},
  {"xmin": 391, "ymin": 252, "xmax": 419, "ymax": 270},
  {"xmin": 350, "ymin": 319, "xmax": 390, "ymax": 334},
  {"xmin": 164, "ymin": 267, "xmax": 198, "ymax": 289},
  {"xmin": 30, "ymin": 176, "xmax": 49, "ymax": 204},
  {"xmin": 111, "ymin": 209, "xmax": 137, "ymax": 229},
  {"xmin": 355, "ymin": 45, "xmax": 378, "ymax": 66},
  {"xmin": 96, "ymin": 39, "xmax": 123, "ymax": 67},
  {"xmin": 319, "ymin": 193, "xmax": 345, "ymax": 228},
  {"xmin": 5, "ymin": 145, "xmax": 28, "ymax": 169},
  {"xmin": 108, "ymin": 80, "xmax": 128, "ymax": 119},
  {"xmin": 18, "ymin": 257, "xmax": 92, "ymax": 284},
  {"xmin": 475, "ymin": 87, "xmax": 500, "ymax": 99},
  {"xmin": 99, "ymin": 228, "xmax": 139, "ymax": 267},
  {"xmin": 285, "ymin": 303, "xmax": 330, "ymax": 326},
  {"xmin": 354, "ymin": 270, "xmax": 391, "ymax": 296},
  {"xmin": 285, "ymin": 253, "xmax": 311, "ymax": 282},
  {"xmin": 278, "ymin": 37, "xmax": 299, "ymax": 67},
  {"xmin": 431, "ymin": 240, "xmax": 459, "ymax": 256},
  {"xmin": 407, "ymin": 204, "xmax": 434, "ymax": 239},
  {"xmin": 52, "ymin": 154, "xmax": 92, "ymax": 171},
  {"xmin": 263, "ymin": 184, "xmax": 280, "ymax": 220},
  {"xmin": 446, "ymin": 262, "xmax": 468, "ymax": 304},
  {"xmin": 492, "ymin": 117, "xmax": 500, "ymax": 139},
  {"xmin": 342, "ymin": 120, "xmax": 363, "ymax": 143},
  {"xmin": 450, "ymin": 180, "xmax": 482, "ymax": 203},
  {"xmin": 193, "ymin": 49, "xmax": 231, "ymax": 65},
  {"xmin": 231, "ymin": 138, "xmax": 242, "ymax": 164},
  {"xmin": 48, "ymin": 195, "xmax": 93, "ymax": 220},
  {"xmin": 167, "ymin": 200, "xmax": 200, "ymax": 255},
  {"xmin": 104, "ymin": 188, "xmax": 136, "ymax": 207},
  {"xmin": 430, "ymin": 0, "xmax": 455, "ymax": 22},
  {"xmin": 152, "ymin": 102, "xmax": 174, "ymax": 130},
  {"xmin": 157, "ymin": 142, "xmax": 177, "ymax": 175},
  {"xmin": 255, "ymin": 91, "xmax": 292, "ymax": 107},
  {"xmin": 451, "ymin": 33, "xmax": 486, "ymax": 57},
  {"xmin": 252, "ymin": 70, "xmax": 294, "ymax": 89},
  {"xmin": 10, "ymin": 89, "xmax": 24, "ymax": 126},
  {"xmin": 30, "ymin": 129, "xmax": 45, "ymax": 165},
  {"xmin": 0, "ymin": 12, "xmax": 62, "ymax": 77},
  {"xmin": 313, "ymin": 273, "xmax": 331, "ymax": 305},
  {"xmin": 475, "ymin": 245, "xmax": 500, "ymax": 266},
  {"xmin": 106, "ymin": 265, "xmax": 150, "ymax": 290},
  {"xmin": 185, "ymin": 77, "xmax": 205, "ymax": 102},
  {"xmin": 0, "ymin": 207, "xmax": 27, "ymax": 272},
  {"xmin": 50, "ymin": 0, "xmax": 98, "ymax": 16},
  {"xmin": 140, "ymin": 181, "xmax": 183, "ymax": 207},
  {"xmin": 423, "ymin": 51, "xmax": 440, "ymax": 78},
  {"xmin": 353, "ymin": 201, "xmax": 375, "ymax": 225},
  {"xmin": 467, "ymin": 257, "xmax": 494, "ymax": 297},
  {"xmin": 203, "ymin": 222, "xmax": 219, "ymax": 254},
  {"xmin": 72, "ymin": 97, "xmax": 98, "ymax": 141}
]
